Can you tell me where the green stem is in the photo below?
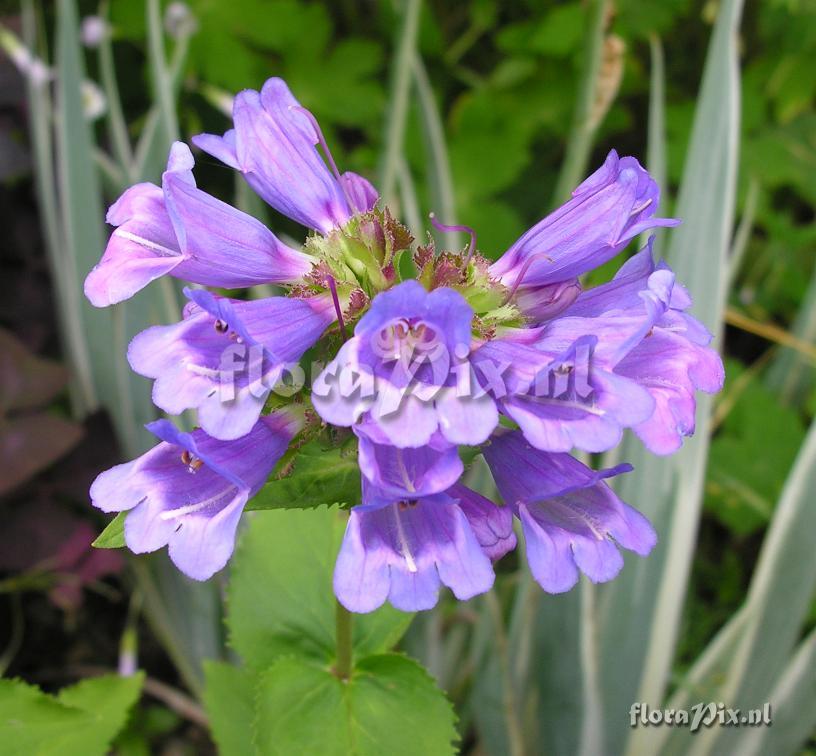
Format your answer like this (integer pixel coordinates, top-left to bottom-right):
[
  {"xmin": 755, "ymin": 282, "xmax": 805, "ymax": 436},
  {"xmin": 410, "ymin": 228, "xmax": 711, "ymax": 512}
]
[
  {"xmin": 146, "ymin": 0, "xmax": 180, "ymax": 144},
  {"xmin": 551, "ymin": 0, "xmax": 609, "ymax": 206},
  {"xmin": 334, "ymin": 600, "xmax": 354, "ymax": 680},
  {"xmin": 640, "ymin": 34, "xmax": 667, "ymax": 254},
  {"xmin": 412, "ymin": 51, "xmax": 459, "ymax": 250},
  {"xmin": 98, "ymin": 0, "xmax": 133, "ymax": 178},
  {"xmin": 378, "ymin": 0, "xmax": 422, "ymax": 207}
]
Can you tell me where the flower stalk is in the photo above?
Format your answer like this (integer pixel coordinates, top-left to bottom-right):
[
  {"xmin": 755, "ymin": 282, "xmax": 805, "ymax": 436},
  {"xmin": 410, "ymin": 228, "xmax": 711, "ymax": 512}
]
[{"xmin": 334, "ymin": 600, "xmax": 354, "ymax": 680}]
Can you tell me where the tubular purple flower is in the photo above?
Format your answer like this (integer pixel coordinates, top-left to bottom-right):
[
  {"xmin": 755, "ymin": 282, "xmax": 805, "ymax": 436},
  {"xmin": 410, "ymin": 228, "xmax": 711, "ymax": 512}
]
[
  {"xmin": 89, "ymin": 412, "xmax": 300, "ymax": 581},
  {"xmin": 490, "ymin": 150, "xmax": 679, "ymax": 291},
  {"xmin": 193, "ymin": 77, "xmax": 378, "ymax": 233},
  {"xmin": 483, "ymin": 431, "xmax": 656, "ymax": 593},
  {"xmin": 561, "ymin": 242, "xmax": 725, "ymax": 454},
  {"xmin": 473, "ymin": 334, "xmax": 655, "ymax": 453},
  {"xmin": 84, "ymin": 142, "xmax": 312, "ymax": 307},
  {"xmin": 128, "ymin": 288, "xmax": 335, "ymax": 440},
  {"xmin": 311, "ymin": 280, "xmax": 498, "ymax": 448},
  {"xmin": 333, "ymin": 480, "xmax": 511, "ymax": 613},
  {"xmin": 355, "ymin": 422, "xmax": 463, "ymax": 499}
]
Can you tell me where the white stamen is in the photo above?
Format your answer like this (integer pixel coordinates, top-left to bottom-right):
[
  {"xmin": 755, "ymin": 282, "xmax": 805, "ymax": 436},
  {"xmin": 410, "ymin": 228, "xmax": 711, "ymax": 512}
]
[
  {"xmin": 186, "ymin": 363, "xmax": 222, "ymax": 378},
  {"xmin": 629, "ymin": 198, "xmax": 653, "ymax": 217},
  {"xmin": 160, "ymin": 486, "xmax": 234, "ymax": 520},
  {"xmin": 395, "ymin": 448, "xmax": 416, "ymax": 494},
  {"xmin": 113, "ymin": 229, "xmax": 180, "ymax": 258},
  {"xmin": 392, "ymin": 504, "xmax": 418, "ymax": 573}
]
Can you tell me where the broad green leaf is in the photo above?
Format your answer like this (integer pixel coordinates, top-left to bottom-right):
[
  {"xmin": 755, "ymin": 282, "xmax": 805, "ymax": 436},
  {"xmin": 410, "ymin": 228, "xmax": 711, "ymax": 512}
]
[
  {"xmin": 0, "ymin": 673, "xmax": 143, "ymax": 756},
  {"xmin": 253, "ymin": 654, "xmax": 458, "ymax": 756},
  {"xmin": 246, "ymin": 441, "xmax": 361, "ymax": 511},
  {"xmin": 228, "ymin": 508, "xmax": 412, "ymax": 668},
  {"xmin": 57, "ymin": 673, "xmax": 145, "ymax": 755},
  {"xmin": 0, "ymin": 679, "xmax": 93, "ymax": 756},
  {"xmin": 92, "ymin": 512, "xmax": 127, "ymax": 549},
  {"xmin": 202, "ymin": 661, "xmax": 257, "ymax": 756}
]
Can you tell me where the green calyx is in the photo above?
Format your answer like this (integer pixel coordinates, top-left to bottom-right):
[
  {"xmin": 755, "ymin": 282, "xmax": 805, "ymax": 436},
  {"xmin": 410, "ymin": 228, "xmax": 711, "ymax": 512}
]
[{"xmin": 305, "ymin": 207, "xmax": 414, "ymax": 298}]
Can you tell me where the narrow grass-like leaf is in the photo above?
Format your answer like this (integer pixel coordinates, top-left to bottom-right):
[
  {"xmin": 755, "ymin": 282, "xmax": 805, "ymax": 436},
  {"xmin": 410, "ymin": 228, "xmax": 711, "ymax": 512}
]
[
  {"xmin": 766, "ymin": 261, "xmax": 816, "ymax": 405},
  {"xmin": 378, "ymin": 0, "xmax": 421, "ymax": 208},
  {"xmin": 727, "ymin": 175, "xmax": 760, "ymax": 287},
  {"xmin": 586, "ymin": 1, "xmax": 744, "ymax": 753},
  {"xmin": 130, "ymin": 556, "xmax": 223, "ymax": 698},
  {"xmin": 735, "ymin": 627, "xmax": 816, "ymax": 756},
  {"xmin": 640, "ymin": 35, "xmax": 667, "ymax": 256},
  {"xmin": 551, "ymin": 0, "xmax": 610, "ymax": 205},
  {"xmin": 55, "ymin": 0, "xmax": 158, "ymax": 454},
  {"xmin": 146, "ymin": 0, "xmax": 179, "ymax": 145},
  {"xmin": 685, "ymin": 419, "xmax": 816, "ymax": 755},
  {"xmin": 134, "ymin": 29, "xmax": 190, "ymax": 182},
  {"xmin": 412, "ymin": 53, "xmax": 459, "ymax": 249},
  {"xmin": 97, "ymin": 0, "xmax": 133, "ymax": 175},
  {"xmin": 23, "ymin": 0, "xmax": 94, "ymax": 417}
]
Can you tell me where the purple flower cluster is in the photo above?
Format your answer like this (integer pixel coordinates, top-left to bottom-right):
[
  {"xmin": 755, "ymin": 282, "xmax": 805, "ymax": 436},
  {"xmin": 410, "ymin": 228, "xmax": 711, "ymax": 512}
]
[{"xmin": 86, "ymin": 77, "xmax": 723, "ymax": 609}]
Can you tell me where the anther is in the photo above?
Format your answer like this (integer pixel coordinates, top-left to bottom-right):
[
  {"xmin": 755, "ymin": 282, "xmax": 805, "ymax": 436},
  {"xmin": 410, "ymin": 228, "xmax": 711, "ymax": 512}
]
[{"xmin": 180, "ymin": 450, "xmax": 204, "ymax": 473}]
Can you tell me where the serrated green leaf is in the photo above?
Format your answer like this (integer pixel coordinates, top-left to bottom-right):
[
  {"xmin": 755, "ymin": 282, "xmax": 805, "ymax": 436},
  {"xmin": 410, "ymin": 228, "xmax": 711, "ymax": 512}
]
[
  {"xmin": 228, "ymin": 507, "xmax": 412, "ymax": 669},
  {"xmin": 253, "ymin": 654, "xmax": 458, "ymax": 756},
  {"xmin": 246, "ymin": 441, "xmax": 361, "ymax": 511},
  {"xmin": 57, "ymin": 673, "xmax": 145, "ymax": 754},
  {"xmin": 202, "ymin": 661, "xmax": 256, "ymax": 756},
  {"xmin": 0, "ymin": 679, "xmax": 93, "ymax": 756},
  {"xmin": 0, "ymin": 673, "xmax": 143, "ymax": 756},
  {"xmin": 92, "ymin": 512, "xmax": 127, "ymax": 549}
]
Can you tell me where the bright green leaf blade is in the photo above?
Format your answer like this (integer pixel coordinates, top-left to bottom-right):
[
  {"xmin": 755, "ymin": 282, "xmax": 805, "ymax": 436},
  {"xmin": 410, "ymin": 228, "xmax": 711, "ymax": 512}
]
[
  {"xmin": 228, "ymin": 508, "xmax": 412, "ymax": 668},
  {"xmin": 0, "ymin": 679, "xmax": 94, "ymax": 756},
  {"xmin": 246, "ymin": 442, "xmax": 361, "ymax": 511},
  {"xmin": 92, "ymin": 512, "xmax": 127, "ymax": 549},
  {"xmin": 202, "ymin": 661, "xmax": 257, "ymax": 756},
  {"xmin": 0, "ymin": 674, "xmax": 143, "ymax": 756},
  {"xmin": 253, "ymin": 654, "xmax": 458, "ymax": 756},
  {"xmin": 57, "ymin": 673, "xmax": 145, "ymax": 755}
]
